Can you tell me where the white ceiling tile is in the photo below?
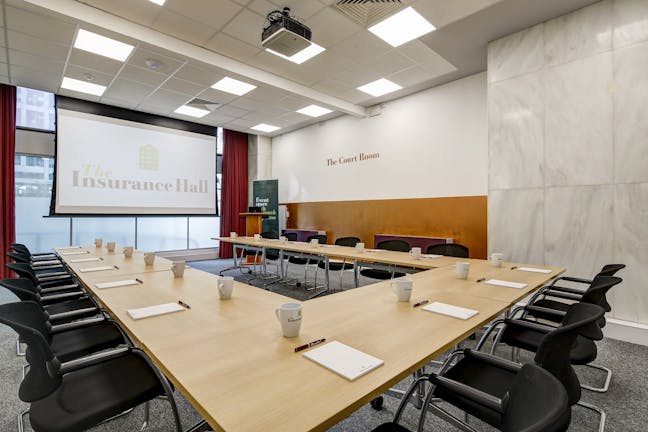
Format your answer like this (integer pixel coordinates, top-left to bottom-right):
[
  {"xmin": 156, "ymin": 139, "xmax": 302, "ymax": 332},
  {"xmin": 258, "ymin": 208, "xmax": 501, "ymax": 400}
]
[
  {"xmin": 232, "ymin": 0, "xmax": 253, "ymax": 5},
  {"xmin": 139, "ymin": 88, "xmax": 192, "ymax": 111},
  {"xmin": 6, "ymin": 31, "xmax": 69, "ymax": 62},
  {"xmin": 228, "ymin": 96, "xmax": 268, "ymax": 111},
  {"xmin": 0, "ymin": 29, "xmax": 6, "ymax": 47},
  {"xmin": 161, "ymin": 77, "xmax": 205, "ymax": 96},
  {"xmin": 327, "ymin": 31, "xmax": 393, "ymax": 64},
  {"xmin": 0, "ymin": 76, "xmax": 10, "ymax": 86},
  {"xmin": 268, "ymin": 0, "xmax": 327, "ymax": 20},
  {"xmin": 173, "ymin": 63, "xmax": 221, "ymax": 86},
  {"xmin": 78, "ymin": 0, "xmax": 162, "ymax": 26},
  {"xmin": 203, "ymin": 32, "xmax": 262, "ymax": 61},
  {"xmin": 152, "ymin": 10, "xmax": 218, "ymax": 46},
  {"xmin": 0, "ymin": 63, "xmax": 8, "ymax": 76},
  {"xmin": 277, "ymin": 111, "xmax": 311, "ymax": 123},
  {"xmin": 0, "ymin": 49, "xmax": 6, "ymax": 64},
  {"xmin": 331, "ymin": 63, "xmax": 383, "ymax": 88},
  {"xmin": 127, "ymin": 47, "xmax": 185, "ymax": 75},
  {"xmin": 9, "ymin": 65, "xmax": 61, "ymax": 92},
  {"xmin": 5, "ymin": 6, "xmax": 76, "ymax": 44},
  {"xmin": 213, "ymin": 105, "xmax": 249, "ymax": 118},
  {"xmin": 166, "ymin": 0, "xmax": 241, "ymax": 29},
  {"xmin": 310, "ymin": 78, "xmax": 353, "ymax": 96},
  {"xmin": 412, "ymin": 0, "xmax": 500, "ymax": 29},
  {"xmin": 247, "ymin": 0, "xmax": 277, "ymax": 17},
  {"xmin": 360, "ymin": 50, "xmax": 416, "ymax": 76},
  {"xmin": 197, "ymin": 88, "xmax": 239, "ymax": 104},
  {"xmin": 304, "ymin": 7, "xmax": 362, "ymax": 48},
  {"xmin": 398, "ymin": 40, "xmax": 457, "ymax": 75},
  {"xmin": 226, "ymin": 118, "xmax": 257, "ymax": 128},
  {"xmin": 118, "ymin": 64, "xmax": 169, "ymax": 87},
  {"xmin": 103, "ymin": 78, "xmax": 156, "ymax": 103},
  {"xmin": 245, "ymin": 85, "xmax": 290, "ymax": 103},
  {"xmin": 202, "ymin": 111, "xmax": 236, "ymax": 124},
  {"xmin": 64, "ymin": 64, "xmax": 114, "ymax": 86},
  {"xmin": 100, "ymin": 96, "xmax": 139, "ymax": 110},
  {"xmin": 58, "ymin": 87, "xmax": 101, "ymax": 102},
  {"xmin": 388, "ymin": 65, "xmax": 435, "ymax": 87},
  {"xmin": 68, "ymin": 49, "xmax": 124, "ymax": 75},
  {"xmin": 222, "ymin": 9, "xmax": 266, "ymax": 47},
  {"xmin": 8, "ymin": 49, "xmax": 64, "ymax": 71},
  {"xmin": 275, "ymin": 95, "xmax": 313, "ymax": 111}
]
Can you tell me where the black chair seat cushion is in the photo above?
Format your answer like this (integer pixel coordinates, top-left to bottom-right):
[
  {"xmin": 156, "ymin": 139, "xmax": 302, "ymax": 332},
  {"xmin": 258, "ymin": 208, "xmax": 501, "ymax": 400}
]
[
  {"xmin": 265, "ymin": 249, "xmax": 280, "ymax": 261},
  {"xmin": 501, "ymin": 323, "xmax": 597, "ymax": 365},
  {"xmin": 433, "ymin": 356, "xmax": 514, "ymax": 429},
  {"xmin": 49, "ymin": 322, "xmax": 125, "ymax": 363},
  {"xmin": 29, "ymin": 353, "xmax": 163, "ymax": 432},
  {"xmin": 371, "ymin": 422, "xmax": 411, "ymax": 432},
  {"xmin": 43, "ymin": 298, "xmax": 97, "ymax": 317},
  {"xmin": 360, "ymin": 269, "xmax": 405, "ymax": 280},
  {"xmin": 318, "ymin": 260, "xmax": 354, "ymax": 271},
  {"xmin": 289, "ymin": 256, "xmax": 309, "ymax": 265}
]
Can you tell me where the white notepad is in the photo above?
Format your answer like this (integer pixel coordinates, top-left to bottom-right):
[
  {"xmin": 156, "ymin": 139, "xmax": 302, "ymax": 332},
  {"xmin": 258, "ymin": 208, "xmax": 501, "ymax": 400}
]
[
  {"xmin": 303, "ymin": 341, "xmax": 384, "ymax": 381},
  {"xmin": 421, "ymin": 254, "xmax": 443, "ymax": 259},
  {"xmin": 70, "ymin": 257, "xmax": 102, "ymax": 263},
  {"xmin": 79, "ymin": 265, "xmax": 114, "ymax": 273},
  {"xmin": 515, "ymin": 267, "xmax": 552, "ymax": 274},
  {"xmin": 422, "ymin": 302, "xmax": 479, "ymax": 320},
  {"xmin": 127, "ymin": 303, "xmax": 185, "ymax": 320},
  {"xmin": 60, "ymin": 251, "xmax": 89, "ymax": 256},
  {"xmin": 484, "ymin": 279, "xmax": 527, "ymax": 289},
  {"xmin": 57, "ymin": 246, "xmax": 82, "ymax": 250},
  {"xmin": 95, "ymin": 280, "xmax": 139, "ymax": 289},
  {"xmin": 365, "ymin": 249, "xmax": 386, "ymax": 253}
]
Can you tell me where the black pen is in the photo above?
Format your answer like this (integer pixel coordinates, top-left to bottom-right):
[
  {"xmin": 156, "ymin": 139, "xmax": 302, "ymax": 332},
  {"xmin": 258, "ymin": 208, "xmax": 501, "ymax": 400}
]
[
  {"xmin": 412, "ymin": 299, "xmax": 429, "ymax": 308},
  {"xmin": 294, "ymin": 338, "xmax": 326, "ymax": 353},
  {"xmin": 476, "ymin": 278, "xmax": 486, "ymax": 283},
  {"xmin": 114, "ymin": 265, "xmax": 119, "ymax": 269},
  {"xmin": 178, "ymin": 300, "xmax": 191, "ymax": 309},
  {"xmin": 510, "ymin": 266, "xmax": 518, "ymax": 270},
  {"xmin": 135, "ymin": 278, "xmax": 143, "ymax": 284}
]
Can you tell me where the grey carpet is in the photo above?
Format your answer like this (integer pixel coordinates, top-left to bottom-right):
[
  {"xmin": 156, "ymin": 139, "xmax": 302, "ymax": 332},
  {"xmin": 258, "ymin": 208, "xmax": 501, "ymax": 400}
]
[{"xmin": 0, "ymin": 259, "xmax": 646, "ymax": 431}]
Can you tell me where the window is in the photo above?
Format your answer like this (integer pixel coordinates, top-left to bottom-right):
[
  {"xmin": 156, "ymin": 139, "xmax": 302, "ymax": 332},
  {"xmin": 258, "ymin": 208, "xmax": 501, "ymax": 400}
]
[{"xmin": 16, "ymin": 87, "xmax": 55, "ymax": 131}]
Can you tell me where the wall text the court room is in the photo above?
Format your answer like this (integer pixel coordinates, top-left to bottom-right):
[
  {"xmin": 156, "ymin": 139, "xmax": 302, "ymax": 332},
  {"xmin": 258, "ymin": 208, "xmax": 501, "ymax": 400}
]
[{"xmin": 326, "ymin": 152, "xmax": 380, "ymax": 167}]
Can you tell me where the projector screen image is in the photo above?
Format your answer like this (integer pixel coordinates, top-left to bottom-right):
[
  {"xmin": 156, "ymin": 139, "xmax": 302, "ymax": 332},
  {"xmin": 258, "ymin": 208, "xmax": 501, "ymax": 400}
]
[{"xmin": 54, "ymin": 108, "xmax": 217, "ymax": 215}]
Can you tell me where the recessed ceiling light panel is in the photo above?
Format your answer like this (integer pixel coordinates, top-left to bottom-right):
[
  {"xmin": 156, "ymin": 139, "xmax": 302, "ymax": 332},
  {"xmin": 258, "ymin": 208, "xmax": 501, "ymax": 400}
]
[
  {"xmin": 61, "ymin": 77, "xmax": 106, "ymax": 96},
  {"xmin": 73, "ymin": 29, "xmax": 134, "ymax": 62},
  {"xmin": 357, "ymin": 78, "xmax": 402, "ymax": 97},
  {"xmin": 266, "ymin": 42, "xmax": 325, "ymax": 64},
  {"xmin": 149, "ymin": 0, "xmax": 166, "ymax": 5},
  {"xmin": 296, "ymin": 104, "xmax": 333, "ymax": 117},
  {"xmin": 174, "ymin": 105, "xmax": 210, "ymax": 118},
  {"xmin": 368, "ymin": 7, "xmax": 436, "ymax": 47},
  {"xmin": 251, "ymin": 123, "xmax": 281, "ymax": 133},
  {"xmin": 211, "ymin": 77, "xmax": 257, "ymax": 96}
]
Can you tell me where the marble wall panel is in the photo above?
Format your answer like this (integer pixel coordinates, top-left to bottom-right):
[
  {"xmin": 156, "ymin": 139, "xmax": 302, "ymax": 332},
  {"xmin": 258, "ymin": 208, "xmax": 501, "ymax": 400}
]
[
  {"xmin": 613, "ymin": 0, "xmax": 648, "ymax": 49},
  {"xmin": 544, "ymin": 52, "xmax": 614, "ymax": 187},
  {"xmin": 613, "ymin": 39, "xmax": 648, "ymax": 183},
  {"xmin": 487, "ymin": 24, "xmax": 544, "ymax": 84},
  {"xmin": 489, "ymin": 71, "xmax": 544, "ymax": 189}
]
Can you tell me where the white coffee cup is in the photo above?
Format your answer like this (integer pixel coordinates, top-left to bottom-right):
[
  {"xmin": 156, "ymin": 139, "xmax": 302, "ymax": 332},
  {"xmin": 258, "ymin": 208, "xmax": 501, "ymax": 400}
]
[
  {"xmin": 144, "ymin": 252, "xmax": 155, "ymax": 266},
  {"xmin": 171, "ymin": 261, "xmax": 185, "ymax": 278},
  {"xmin": 218, "ymin": 276, "xmax": 234, "ymax": 300},
  {"xmin": 455, "ymin": 262, "xmax": 470, "ymax": 279},
  {"xmin": 410, "ymin": 247, "xmax": 422, "ymax": 259},
  {"xmin": 230, "ymin": 232, "xmax": 238, "ymax": 238},
  {"xmin": 490, "ymin": 253, "xmax": 504, "ymax": 267},
  {"xmin": 94, "ymin": 238, "xmax": 103, "ymax": 248},
  {"xmin": 275, "ymin": 302, "xmax": 302, "ymax": 338},
  {"xmin": 310, "ymin": 238, "xmax": 319, "ymax": 246},
  {"xmin": 279, "ymin": 236, "xmax": 288, "ymax": 243},
  {"xmin": 392, "ymin": 278, "xmax": 413, "ymax": 302},
  {"xmin": 123, "ymin": 246, "xmax": 134, "ymax": 258},
  {"xmin": 356, "ymin": 242, "xmax": 365, "ymax": 252},
  {"xmin": 106, "ymin": 241, "xmax": 116, "ymax": 252},
  {"xmin": 254, "ymin": 234, "xmax": 261, "ymax": 240}
]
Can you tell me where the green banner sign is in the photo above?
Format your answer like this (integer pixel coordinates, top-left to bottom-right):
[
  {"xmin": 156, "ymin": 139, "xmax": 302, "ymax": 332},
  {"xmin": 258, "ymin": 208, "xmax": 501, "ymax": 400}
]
[{"xmin": 252, "ymin": 179, "xmax": 279, "ymax": 236}]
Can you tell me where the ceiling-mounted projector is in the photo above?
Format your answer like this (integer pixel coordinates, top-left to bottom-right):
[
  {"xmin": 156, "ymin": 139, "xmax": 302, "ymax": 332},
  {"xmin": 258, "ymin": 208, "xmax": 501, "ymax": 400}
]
[{"xmin": 262, "ymin": 7, "xmax": 312, "ymax": 56}]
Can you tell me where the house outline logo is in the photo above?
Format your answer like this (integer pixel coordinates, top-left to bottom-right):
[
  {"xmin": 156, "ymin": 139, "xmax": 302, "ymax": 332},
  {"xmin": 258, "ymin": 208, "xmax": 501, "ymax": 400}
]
[{"xmin": 139, "ymin": 144, "xmax": 159, "ymax": 171}]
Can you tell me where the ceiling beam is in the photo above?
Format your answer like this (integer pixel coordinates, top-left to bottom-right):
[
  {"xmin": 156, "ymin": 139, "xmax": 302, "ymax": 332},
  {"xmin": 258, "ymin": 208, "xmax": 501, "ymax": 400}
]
[{"xmin": 24, "ymin": 0, "xmax": 368, "ymax": 117}]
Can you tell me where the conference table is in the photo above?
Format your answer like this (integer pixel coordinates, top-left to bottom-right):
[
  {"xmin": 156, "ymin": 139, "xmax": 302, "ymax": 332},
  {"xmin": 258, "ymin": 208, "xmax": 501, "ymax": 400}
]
[{"xmin": 55, "ymin": 243, "xmax": 564, "ymax": 432}]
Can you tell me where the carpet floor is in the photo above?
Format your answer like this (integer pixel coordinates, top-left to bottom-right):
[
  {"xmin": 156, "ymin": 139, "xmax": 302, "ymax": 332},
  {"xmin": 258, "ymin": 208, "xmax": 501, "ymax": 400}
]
[{"xmin": 1, "ymin": 258, "xmax": 646, "ymax": 431}]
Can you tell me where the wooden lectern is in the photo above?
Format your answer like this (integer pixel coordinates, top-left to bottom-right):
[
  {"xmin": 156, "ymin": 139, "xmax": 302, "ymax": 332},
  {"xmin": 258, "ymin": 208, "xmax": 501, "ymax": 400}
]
[{"xmin": 239, "ymin": 212, "xmax": 273, "ymax": 263}]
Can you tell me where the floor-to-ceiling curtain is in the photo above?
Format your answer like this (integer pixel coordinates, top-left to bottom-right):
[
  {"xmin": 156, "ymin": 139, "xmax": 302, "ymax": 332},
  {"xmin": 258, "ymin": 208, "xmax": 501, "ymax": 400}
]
[
  {"xmin": 0, "ymin": 84, "xmax": 16, "ymax": 278},
  {"xmin": 219, "ymin": 129, "xmax": 248, "ymax": 258}
]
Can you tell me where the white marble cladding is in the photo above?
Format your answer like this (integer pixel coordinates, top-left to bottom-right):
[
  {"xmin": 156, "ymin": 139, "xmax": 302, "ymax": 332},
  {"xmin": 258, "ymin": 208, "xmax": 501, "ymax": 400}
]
[{"xmin": 488, "ymin": 0, "xmax": 648, "ymax": 324}]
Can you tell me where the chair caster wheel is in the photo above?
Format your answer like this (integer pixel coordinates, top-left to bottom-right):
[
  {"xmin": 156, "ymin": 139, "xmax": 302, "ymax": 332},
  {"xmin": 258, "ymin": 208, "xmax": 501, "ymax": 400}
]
[
  {"xmin": 296, "ymin": 282, "xmax": 302, "ymax": 287},
  {"xmin": 370, "ymin": 396, "xmax": 383, "ymax": 410}
]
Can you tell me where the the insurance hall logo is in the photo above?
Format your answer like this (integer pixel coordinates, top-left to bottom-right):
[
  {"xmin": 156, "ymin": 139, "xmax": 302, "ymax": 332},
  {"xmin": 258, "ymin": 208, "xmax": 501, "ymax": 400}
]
[{"xmin": 139, "ymin": 144, "xmax": 159, "ymax": 171}]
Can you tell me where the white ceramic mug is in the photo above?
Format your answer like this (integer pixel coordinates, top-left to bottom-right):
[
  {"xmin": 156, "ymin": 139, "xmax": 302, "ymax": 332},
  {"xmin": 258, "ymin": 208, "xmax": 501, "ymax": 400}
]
[
  {"xmin": 218, "ymin": 276, "xmax": 234, "ymax": 300},
  {"xmin": 455, "ymin": 262, "xmax": 470, "ymax": 279},
  {"xmin": 275, "ymin": 302, "xmax": 302, "ymax": 338},
  {"xmin": 490, "ymin": 253, "xmax": 504, "ymax": 267},
  {"xmin": 279, "ymin": 236, "xmax": 288, "ymax": 243},
  {"xmin": 392, "ymin": 278, "xmax": 413, "ymax": 302},
  {"xmin": 171, "ymin": 261, "xmax": 185, "ymax": 278},
  {"xmin": 123, "ymin": 246, "xmax": 134, "ymax": 258},
  {"xmin": 355, "ymin": 242, "xmax": 365, "ymax": 252},
  {"xmin": 106, "ymin": 241, "xmax": 116, "ymax": 252},
  {"xmin": 310, "ymin": 238, "xmax": 319, "ymax": 246},
  {"xmin": 410, "ymin": 247, "xmax": 422, "ymax": 259},
  {"xmin": 230, "ymin": 231, "xmax": 238, "ymax": 238},
  {"xmin": 94, "ymin": 238, "xmax": 103, "ymax": 248},
  {"xmin": 254, "ymin": 234, "xmax": 261, "ymax": 240},
  {"xmin": 144, "ymin": 252, "xmax": 155, "ymax": 266}
]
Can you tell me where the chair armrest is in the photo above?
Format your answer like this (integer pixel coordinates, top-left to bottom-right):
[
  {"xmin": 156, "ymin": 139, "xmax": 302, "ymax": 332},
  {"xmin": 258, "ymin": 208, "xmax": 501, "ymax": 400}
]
[
  {"xmin": 430, "ymin": 374, "xmax": 505, "ymax": 414},
  {"xmin": 50, "ymin": 315, "xmax": 106, "ymax": 333},
  {"xmin": 524, "ymin": 305, "xmax": 567, "ymax": 319},
  {"xmin": 40, "ymin": 290, "xmax": 86, "ymax": 303},
  {"xmin": 463, "ymin": 349, "xmax": 523, "ymax": 373},
  {"xmin": 503, "ymin": 318, "xmax": 555, "ymax": 334},
  {"xmin": 40, "ymin": 282, "xmax": 80, "ymax": 293},
  {"xmin": 60, "ymin": 346, "xmax": 130, "ymax": 374},
  {"xmin": 544, "ymin": 285, "xmax": 586, "ymax": 296},
  {"xmin": 549, "ymin": 276, "xmax": 592, "ymax": 286},
  {"xmin": 541, "ymin": 291, "xmax": 583, "ymax": 302},
  {"xmin": 37, "ymin": 273, "xmax": 72, "ymax": 283},
  {"xmin": 48, "ymin": 307, "xmax": 99, "ymax": 322}
]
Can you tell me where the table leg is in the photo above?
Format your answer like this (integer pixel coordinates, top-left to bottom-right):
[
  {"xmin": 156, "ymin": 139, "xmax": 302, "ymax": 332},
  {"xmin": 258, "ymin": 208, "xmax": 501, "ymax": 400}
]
[{"xmin": 354, "ymin": 259, "xmax": 359, "ymax": 287}]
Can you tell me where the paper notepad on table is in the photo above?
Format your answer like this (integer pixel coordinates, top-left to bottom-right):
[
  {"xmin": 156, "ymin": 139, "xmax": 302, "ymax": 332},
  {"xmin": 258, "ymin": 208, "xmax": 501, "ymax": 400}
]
[
  {"xmin": 79, "ymin": 266, "xmax": 114, "ymax": 273},
  {"xmin": 70, "ymin": 257, "xmax": 102, "ymax": 263},
  {"xmin": 515, "ymin": 267, "xmax": 552, "ymax": 274},
  {"xmin": 365, "ymin": 249, "xmax": 386, "ymax": 253},
  {"xmin": 127, "ymin": 303, "xmax": 185, "ymax": 320},
  {"xmin": 421, "ymin": 254, "xmax": 443, "ymax": 259},
  {"xmin": 484, "ymin": 279, "xmax": 527, "ymax": 289},
  {"xmin": 95, "ymin": 280, "xmax": 138, "ymax": 289},
  {"xmin": 422, "ymin": 302, "xmax": 479, "ymax": 320},
  {"xmin": 303, "ymin": 341, "xmax": 384, "ymax": 381},
  {"xmin": 57, "ymin": 246, "xmax": 82, "ymax": 250},
  {"xmin": 60, "ymin": 251, "xmax": 89, "ymax": 256}
]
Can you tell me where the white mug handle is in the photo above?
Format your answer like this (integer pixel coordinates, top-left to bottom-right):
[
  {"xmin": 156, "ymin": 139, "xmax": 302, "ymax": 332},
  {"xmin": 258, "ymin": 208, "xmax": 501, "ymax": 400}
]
[
  {"xmin": 275, "ymin": 308, "xmax": 280, "ymax": 320},
  {"xmin": 218, "ymin": 281, "xmax": 224, "ymax": 295}
]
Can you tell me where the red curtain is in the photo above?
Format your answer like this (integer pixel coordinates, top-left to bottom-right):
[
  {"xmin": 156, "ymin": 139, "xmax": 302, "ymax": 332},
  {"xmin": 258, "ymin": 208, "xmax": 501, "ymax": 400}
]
[
  {"xmin": 0, "ymin": 84, "xmax": 16, "ymax": 278},
  {"xmin": 218, "ymin": 129, "xmax": 248, "ymax": 258}
]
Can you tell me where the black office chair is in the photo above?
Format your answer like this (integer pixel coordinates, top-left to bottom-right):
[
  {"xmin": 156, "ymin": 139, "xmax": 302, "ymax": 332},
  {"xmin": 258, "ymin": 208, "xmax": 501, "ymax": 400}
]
[
  {"xmin": 251, "ymin": 231, "xmax": 282, "ymax": 287},
  {"xmin": 6, "ymin": 263, "xmax": 79, "ymax": 293},
  {"xmin": 285, "ymin": 234, "xmax": 327, "ymax": 289},
  {"xmin": 426, "ymin": 243, "xmax": 469, "ymax": 258},
  {"xmin": 0, "ymin": 302, "xmax": 182, "ymax": 432},
  {"xmin": 373, "ymin": 355, "xmax": 571, "ymax": 432},
  {"xmin": 11, "ymin": 243, "xmax": 59, "ymax": 262},
  {"xmin": 476, "ymin": 302, "xmax": 607, "ymax": 431},
  {"xmin": 317, "ymin": 236, "xmax": 360, "ymax": 289},
  {"xmin": 359, "ymin": 239, "xmax": 410, "ymax": 280},
  {"xmin": 7, "ymin": 251, "xmax": 63, "ymax": 272}
]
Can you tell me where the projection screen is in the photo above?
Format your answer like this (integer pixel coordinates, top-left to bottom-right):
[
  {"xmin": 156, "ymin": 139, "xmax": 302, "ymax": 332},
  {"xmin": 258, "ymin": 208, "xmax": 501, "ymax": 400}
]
[{"xmin": 54, "ymin": 107, "xmax": 218, "ymax": 215}]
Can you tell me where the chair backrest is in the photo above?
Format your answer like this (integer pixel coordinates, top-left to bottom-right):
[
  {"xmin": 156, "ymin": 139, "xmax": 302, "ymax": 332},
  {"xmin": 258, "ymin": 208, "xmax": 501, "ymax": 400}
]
[
  {"xmin": 581, "ymin": 275, "xmax": 622, "ymax": 311},
  {"xmin": 0, "ymin": 301, "xmax": 60, "ymax": 402},
  {"xmin": 426, "ymin": 243, "xmax": 469, "ymax": 258},
  {"xmin": 261, "ymin": 231, "xmax": 279, "ymax": 240},
  {"xmin": 335, "ymin": 237, "xmax": 360, "ymax": 247},
  {"xmin": 598, "ymin": 264, "xmax": 625, "ymax": 277},
  {"xmin": 377, "ymin": 239, "xmax": 410, "ymax": 252},
  {"xmin": 5, "ymin": 262, "xmax": 37, "ymax": 283},
  {"xmin": 502, "ymin": 364, "xmax": 570, "ymax": 432},
  {"xmin": 534, "ymin": 302, "xmax": 604, "ymax": 405},
  {"xmin": 0, "ymin": 278, "xmax": 40, "ymax": 302},
  {"xmin": 283, "ymin": 232, "xmax": 298, "ymax": 241},
  {"xmin": 7, "ymin": 252, "xmax": 31, "ymax": 264},
  {"xmin": 306, "ymin": 234, "xmax": 327, "ymax": 244},
  {"xmin": 11, "ymin": 243, "xmax": 31, "ymax": 255}
]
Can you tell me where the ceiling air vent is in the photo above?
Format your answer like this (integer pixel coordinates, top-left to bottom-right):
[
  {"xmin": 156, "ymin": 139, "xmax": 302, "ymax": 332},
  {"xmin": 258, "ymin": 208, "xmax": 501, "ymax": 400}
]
[
  {"xmin": 186, "ymin": 98, "xmax": 221, "ymax": 112},
  {"xmin": 335, "ymin": 0, "xmax": 405, "ymax": 27}
]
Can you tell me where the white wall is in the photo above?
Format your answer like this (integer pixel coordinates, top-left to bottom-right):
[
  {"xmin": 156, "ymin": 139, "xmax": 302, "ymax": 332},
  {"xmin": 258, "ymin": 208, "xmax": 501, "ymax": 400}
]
[{"xmin": 271, "ymin": 73, "xmax": 488, "ymax": 203}]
